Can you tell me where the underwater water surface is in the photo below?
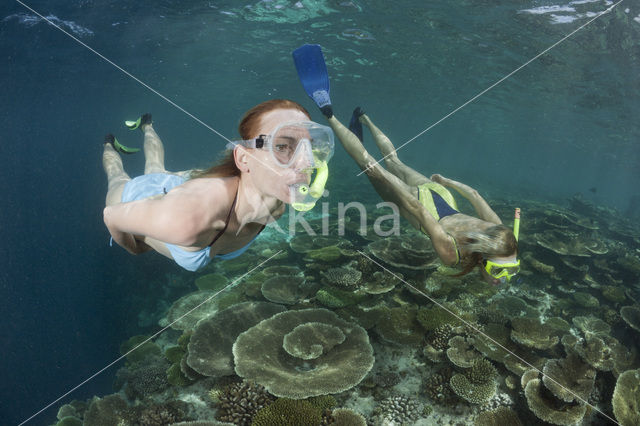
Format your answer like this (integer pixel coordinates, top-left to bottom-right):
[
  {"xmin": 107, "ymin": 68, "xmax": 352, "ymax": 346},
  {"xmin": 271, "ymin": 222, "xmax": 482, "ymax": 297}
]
[{"xmin": 1, "ymin": 0, "xmax": 640, "ymax": 425}]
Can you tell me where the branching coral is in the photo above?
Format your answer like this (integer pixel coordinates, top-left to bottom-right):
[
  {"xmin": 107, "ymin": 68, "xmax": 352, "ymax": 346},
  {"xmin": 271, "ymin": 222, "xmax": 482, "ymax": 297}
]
[
  {"xmin": 251, "ymin": 398, "xmax": 322, "ymax": 426},
  {"xmin": 214, "ymin": 380, "xmax": 275, "ymax": 426},
  {"xmin": 321, "ymin": 264, "xmax": 362, "ymax": 288},
  {"xmin": 371, "ymin": 395, "xmax": 424, "ymax": 425},
  {"xmin": 123, "ymin": 362, "xmax": 170, "ymax": 400},
  {"xmin": 449, "ymin": 373, "xmax": 496, "ymax": 405}
]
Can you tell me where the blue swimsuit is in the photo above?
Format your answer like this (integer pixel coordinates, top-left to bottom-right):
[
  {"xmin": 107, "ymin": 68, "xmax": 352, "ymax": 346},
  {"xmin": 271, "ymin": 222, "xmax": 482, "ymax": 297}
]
[{"xmin": 119, "ymin": 173, "xmax": 263, "ymax": 271}]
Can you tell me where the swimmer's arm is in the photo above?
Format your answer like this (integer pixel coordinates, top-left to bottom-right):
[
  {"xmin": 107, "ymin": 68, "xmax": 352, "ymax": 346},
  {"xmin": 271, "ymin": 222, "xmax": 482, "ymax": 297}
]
[
  {"xmin": 104, "ymin": 221, "xmax": 152, "ymax": 255},
  {"xmin": 103, "ymin": 194, "xmax": 221, "ymax": 251},
  {"xmin": 410, "ymin": 201, "xmax": 461, "ymax": 266},
  {"xmin": 430, "ymin": 174, "xmax": 502, "ymax": 225},
  {"xmin": 362, "ymin": 162, "xmax": 458, "ymax": 266}
]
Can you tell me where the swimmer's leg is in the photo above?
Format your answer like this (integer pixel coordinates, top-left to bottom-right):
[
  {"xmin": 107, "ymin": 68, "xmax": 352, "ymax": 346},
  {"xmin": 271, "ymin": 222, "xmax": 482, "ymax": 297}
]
[
  {"xmin": 326, "ymin": 115, "xmax": 422, "ymax": 229},
  {"xmin": 139, "ymin": 115, "xmax": 167, "ymax": 175},
  {"xmin": 103, "ymin": 134, "xmax": 131, "ymax": 206},
  {"xmin": 360, "ymin": 113, "xmax": 430, "ymax": 187}
]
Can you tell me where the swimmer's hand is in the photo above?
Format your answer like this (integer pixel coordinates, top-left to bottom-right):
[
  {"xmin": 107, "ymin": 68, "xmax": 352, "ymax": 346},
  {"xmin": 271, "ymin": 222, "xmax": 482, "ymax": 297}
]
[
  {"xmin": 430, "ymin": 174, "xmax": 448, "ymax": 185},
  {"xmin": 363, "ymin": 161, "xmax": 382, "ymax": 178}
]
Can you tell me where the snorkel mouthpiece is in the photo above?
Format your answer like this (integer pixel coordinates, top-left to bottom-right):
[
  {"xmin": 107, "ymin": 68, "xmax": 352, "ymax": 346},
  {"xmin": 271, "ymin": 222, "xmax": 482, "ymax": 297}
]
[
  {"xmin": 513, "ymin": 208, "xmax": 520, "ymax": 241},
  {"xmin": 290, "ymin": 161, "xmax": 329, "ymax": 212}
]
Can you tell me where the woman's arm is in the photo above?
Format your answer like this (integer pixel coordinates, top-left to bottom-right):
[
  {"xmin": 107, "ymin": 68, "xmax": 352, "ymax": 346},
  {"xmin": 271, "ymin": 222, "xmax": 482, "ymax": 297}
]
[
  {"xmin": 364, "ymin": 163, "xmax": 459, "ymax": 266},
  {"xmin": 103, "ymin": 189, "xmax": 224, "ymax": 252},
  {"xmin": 431, "ymin": 174, "xmax": 502, "ymax": 225}
]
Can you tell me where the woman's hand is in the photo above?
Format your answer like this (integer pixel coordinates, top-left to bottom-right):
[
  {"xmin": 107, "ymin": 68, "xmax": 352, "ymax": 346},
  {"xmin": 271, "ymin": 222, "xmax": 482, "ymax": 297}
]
[{"xmin": 430, "ymin": 174, "xmax": 448, "ymax": 185}]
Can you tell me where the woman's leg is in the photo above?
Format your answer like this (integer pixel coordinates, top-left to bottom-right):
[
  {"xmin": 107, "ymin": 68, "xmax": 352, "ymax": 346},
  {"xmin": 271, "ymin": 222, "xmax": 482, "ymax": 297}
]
[
  {"xmin": 359, "ymin": 114, "xmax": 430, "ymax": 187},
  {"xmin": 103, "ymin": 143, "xmax": 131, "ymax": 206},
  {"xmin": 327, "ymin": 116, "xmax": 422, "ymax": 229},
  {"xmin": 142, "ymin": 123, "xmax": 167, "ymax": 175}
]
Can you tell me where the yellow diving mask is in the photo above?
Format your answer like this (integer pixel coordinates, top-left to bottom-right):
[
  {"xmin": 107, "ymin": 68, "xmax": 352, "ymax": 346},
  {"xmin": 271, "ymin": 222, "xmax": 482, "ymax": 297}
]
[
  {"xmin": 484, "ymin": 208, "xmax": 521, "ymax": 283},
  {"xmin": 483, "ymin": 258, "xmax": 521, "ymax": 283}
]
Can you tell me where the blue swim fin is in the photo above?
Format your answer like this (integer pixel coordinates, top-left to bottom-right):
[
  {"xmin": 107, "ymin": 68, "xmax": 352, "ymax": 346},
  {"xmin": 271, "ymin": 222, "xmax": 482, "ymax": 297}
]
[{"xmin": 292, "ymin": 44, "xmax": 333, "ymax": 118}]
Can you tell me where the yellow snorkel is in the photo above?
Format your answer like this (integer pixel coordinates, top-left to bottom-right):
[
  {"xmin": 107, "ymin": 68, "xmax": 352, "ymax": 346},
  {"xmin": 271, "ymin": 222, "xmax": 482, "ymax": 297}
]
[
  {"xmin": 290, "ymin": 160, "xmax": 329, "ymax": 212},
  {"xmin": 513, "ymin": 207, "xmax": 520, "ymax": 241}
]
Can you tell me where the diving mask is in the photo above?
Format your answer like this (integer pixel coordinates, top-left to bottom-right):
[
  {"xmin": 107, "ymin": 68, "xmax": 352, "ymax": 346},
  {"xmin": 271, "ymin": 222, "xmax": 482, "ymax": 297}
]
[
  {"xmin": 231, "ymin": 121, "xmax": 334, "ymax": 212},
  {"xmin": 234, "ymin": 121, "xmax": 334, "ymax": 169},
  {"xmin": 483, "ymin": 258, "xmax": 520, "ymax": 284},
  {"xmin": 484, "ymin": 207, "xmax": 522, "ymax": 284}
]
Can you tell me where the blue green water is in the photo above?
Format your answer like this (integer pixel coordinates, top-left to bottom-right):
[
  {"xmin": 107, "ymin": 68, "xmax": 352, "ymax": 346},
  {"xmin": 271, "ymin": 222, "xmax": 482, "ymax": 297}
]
[{"xmin": 1, "ymin": 0, "xmax": 639, "ymax": 424}]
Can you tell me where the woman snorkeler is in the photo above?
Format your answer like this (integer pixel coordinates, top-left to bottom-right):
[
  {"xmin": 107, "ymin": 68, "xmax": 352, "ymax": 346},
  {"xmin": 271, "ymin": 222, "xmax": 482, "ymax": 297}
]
[
  {"xmin": 325, "ymin": 107, "xmax": 519, "ymax": 285},
  {"xmin": 102, "ymin": 99, "xmax": 334, "ymax": 271}
]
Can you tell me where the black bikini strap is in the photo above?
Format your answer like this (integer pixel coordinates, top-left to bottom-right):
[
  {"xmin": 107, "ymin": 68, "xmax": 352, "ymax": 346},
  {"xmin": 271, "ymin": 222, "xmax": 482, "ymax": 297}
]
[{"xmin": 208, "ymin": 188, "xmax": 239, "ymax": 247}]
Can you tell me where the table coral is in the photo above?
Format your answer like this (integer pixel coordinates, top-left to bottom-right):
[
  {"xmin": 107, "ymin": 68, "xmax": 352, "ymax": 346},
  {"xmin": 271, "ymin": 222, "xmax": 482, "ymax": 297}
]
[{"xmin": 233, "ymin": 308, "xmax": 374, "ymax": 398}]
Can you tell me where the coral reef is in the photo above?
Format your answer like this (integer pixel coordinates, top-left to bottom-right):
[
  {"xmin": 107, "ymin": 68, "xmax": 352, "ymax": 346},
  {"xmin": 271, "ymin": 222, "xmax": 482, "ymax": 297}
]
[
  {"xmin": 315, "ymin": 286, "xmax": 366, "ymax": 308},
  {"xmin": 375, "ymin": 306, "xmax": 425, "ymax": 345},
  {"xmin": 233, "ymin": 308, "xmax": 374, "ymax": 398},
  {"xmin": 360, "ymin": 271, "xmax": 399, "ymax": 294},
  {"xmin": 524, "ymin": 379, "xmax": 587, "ymax": 425},
  {"xmin": 562, "ymin": 333, "xmax": 633, "ymax": 373},
  {"xmin": 510, "ymin": 317, "xmax": 559, "ymax": 350},
  {"xmin": 187, "ymin": 301, "xmax": 285, "ymax": 377},
  {"xmin": 449, "ymin": 371, "xmax": 496, "ymax": 405},
  {"xmin": 261, "ymin": 275, "xmax": 310, "ymax": 305},
  {"xmin": 331, "ymin": 408, "xmax": 367, "ymax": 426},
  {"xmin": 541, "ymin": 353, "xmax": 595, "ymax": 403},
  {"xmin": 321, "ymin": 263, "xmax": 362, "ymax": 288},
  {"xmin": 251, "ymin": 398, "xmax": 322, "ymax": 426},
  {"xmin": 282, "ymin": 322, "xmax": 345, "ymax": 360},
  {"xmin": 166, "ymin": 290, "xmax": 220, "ymax": 331},
  {"xmin": 423, "ymin": 367, "xmax": 455, "ymax": 404},
  {"xmin": 194, "ymin": 273, "xmax": 229, "ymax": 291},
  {"xmin": 128, "ymin": 401, "xmax": 186, "ymax": 425},
  {"xmin": 120, "ymin": 335, "xmax": 162, "ymax": 366},
  {"xmin": 262, "ymin": 265, "xmax": 303, "ymax": 276},
  {"xmin": 83, "ymin": 394, "xmax": 129, "ymax": 426},
  {"xmin": 214, "ymin": 380, "xmax": 275, "ymax": 425},
  {"xmin": 621, "ymin": 305, "xmax": 640, "ymax": 332},
  {"xmin": 371, "ymin": 395, "xmax": 424, "ymax": 425},
  {"xmin": 122, "ymin": 361, "xmax": 170, "ymax": 400},
  {"xmin": 55, "ymin": 417, "xmax": 82, "ymax": 426},
  {"xmin": 571, "ymin": 315, "xmax": 611, "ymax": 335},
  {"xmin": 367, "ymin": 234, "xmax": 439, "ymax": 271},
  {"xmin": 612, "ymin": 369, "xmax": 640, "ymax": 426},
  {"xmin": 475, "ymin": 406, "xmax": 523, "ymax": 426},
  {"xmin": 446, "ymin": 335, "xmax": 482, "ymax": 368}
]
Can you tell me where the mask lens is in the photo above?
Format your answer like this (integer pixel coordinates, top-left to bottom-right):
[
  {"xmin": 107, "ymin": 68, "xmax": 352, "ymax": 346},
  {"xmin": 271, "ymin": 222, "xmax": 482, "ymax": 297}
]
[{"xmin": 269, "ymin": 122, "xmax": 334, "ymax": 167}]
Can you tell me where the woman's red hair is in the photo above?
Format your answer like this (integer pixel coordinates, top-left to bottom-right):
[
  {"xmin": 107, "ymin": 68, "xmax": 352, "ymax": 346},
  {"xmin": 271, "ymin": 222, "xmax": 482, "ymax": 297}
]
[{"xmin": 192, "ymin": 99, "xmax": 311, "ymax": 178}]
